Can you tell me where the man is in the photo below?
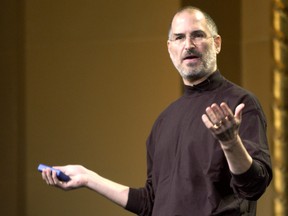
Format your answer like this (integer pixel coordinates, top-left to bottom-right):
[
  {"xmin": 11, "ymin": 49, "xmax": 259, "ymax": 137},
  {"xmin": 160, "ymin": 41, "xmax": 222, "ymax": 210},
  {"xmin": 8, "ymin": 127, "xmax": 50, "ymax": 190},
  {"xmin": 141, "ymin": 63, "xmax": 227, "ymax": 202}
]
[{"xmin": 41, "ymin": 6, "xmax": 272, "ymax": 216}]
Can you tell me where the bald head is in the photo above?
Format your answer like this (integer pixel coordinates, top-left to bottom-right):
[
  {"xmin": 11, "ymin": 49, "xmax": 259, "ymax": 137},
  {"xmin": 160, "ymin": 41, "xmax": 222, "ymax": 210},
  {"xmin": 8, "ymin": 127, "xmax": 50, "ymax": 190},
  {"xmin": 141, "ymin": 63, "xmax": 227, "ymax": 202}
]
[{"xmin": 168, "ymin": 7, "xmax": 218, "ymax": 39}]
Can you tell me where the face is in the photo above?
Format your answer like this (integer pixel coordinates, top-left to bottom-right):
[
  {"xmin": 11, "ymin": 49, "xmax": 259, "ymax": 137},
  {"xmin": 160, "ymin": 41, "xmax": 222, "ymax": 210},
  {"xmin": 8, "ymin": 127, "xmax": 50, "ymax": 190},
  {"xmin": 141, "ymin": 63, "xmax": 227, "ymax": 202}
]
[{"xmin": 167, "ymin": 10, "xmax": 221, "ymax": 85}]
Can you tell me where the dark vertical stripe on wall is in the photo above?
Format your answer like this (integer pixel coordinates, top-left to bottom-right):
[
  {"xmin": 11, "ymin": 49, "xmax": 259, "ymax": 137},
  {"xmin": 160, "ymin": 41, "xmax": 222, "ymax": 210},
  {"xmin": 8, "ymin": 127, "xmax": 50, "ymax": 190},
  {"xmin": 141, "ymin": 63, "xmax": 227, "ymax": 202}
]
[
  {"xmin": 0, "ymin": 0, "xmax": 27, "ymax": 215},
  {"xmin": 17, "ymin": 0, "xmax": 27, "ymax": 215}
]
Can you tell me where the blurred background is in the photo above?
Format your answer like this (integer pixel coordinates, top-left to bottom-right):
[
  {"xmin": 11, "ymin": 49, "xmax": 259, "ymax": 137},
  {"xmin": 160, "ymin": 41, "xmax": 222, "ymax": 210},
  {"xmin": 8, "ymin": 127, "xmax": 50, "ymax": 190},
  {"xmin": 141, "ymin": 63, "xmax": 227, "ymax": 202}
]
[{"xmin": 1, "ymin": 0, "xmax": 278, "ymax": 215}]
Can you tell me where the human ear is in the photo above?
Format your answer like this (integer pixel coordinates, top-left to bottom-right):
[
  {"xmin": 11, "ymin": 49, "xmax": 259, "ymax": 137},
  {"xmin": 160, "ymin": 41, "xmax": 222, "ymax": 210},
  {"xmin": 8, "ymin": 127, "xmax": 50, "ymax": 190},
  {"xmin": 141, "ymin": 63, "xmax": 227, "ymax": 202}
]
[
  {"xmin": 167, "ymin": 40, "xmax": 171, "ymax": 51},
  {"xmin": 167, "ymin": 40, "xmax": 172, "ymax": 56},
  {"xmin": 214, "ymin": 35, "xmax": 222, "ymax": 54}
]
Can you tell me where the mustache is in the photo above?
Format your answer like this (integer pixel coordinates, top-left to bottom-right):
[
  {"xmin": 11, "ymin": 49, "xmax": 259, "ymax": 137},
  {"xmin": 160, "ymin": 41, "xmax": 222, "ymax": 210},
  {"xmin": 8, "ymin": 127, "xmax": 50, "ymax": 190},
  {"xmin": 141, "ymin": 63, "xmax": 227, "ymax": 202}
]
[{"xmin": 182, "ymin": 49, "xmax": 202, "ymax": 59}]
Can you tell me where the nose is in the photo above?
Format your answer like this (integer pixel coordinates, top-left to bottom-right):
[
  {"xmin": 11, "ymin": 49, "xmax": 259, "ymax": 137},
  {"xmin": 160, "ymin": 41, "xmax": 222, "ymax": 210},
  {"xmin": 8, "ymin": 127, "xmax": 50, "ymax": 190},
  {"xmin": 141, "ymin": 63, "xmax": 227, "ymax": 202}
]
[{"xmin": 184, "ymin": 37, "xmax": 196, "ymax": 50}]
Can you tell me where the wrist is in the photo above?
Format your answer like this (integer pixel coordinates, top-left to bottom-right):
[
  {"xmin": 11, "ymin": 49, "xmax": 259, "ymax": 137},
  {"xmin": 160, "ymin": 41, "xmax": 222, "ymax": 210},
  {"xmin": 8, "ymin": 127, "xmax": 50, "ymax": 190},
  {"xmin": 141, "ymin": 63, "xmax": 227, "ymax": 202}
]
[{"xmin": 219, "ymin": 135, "xmax": 240, "ymax": 151}]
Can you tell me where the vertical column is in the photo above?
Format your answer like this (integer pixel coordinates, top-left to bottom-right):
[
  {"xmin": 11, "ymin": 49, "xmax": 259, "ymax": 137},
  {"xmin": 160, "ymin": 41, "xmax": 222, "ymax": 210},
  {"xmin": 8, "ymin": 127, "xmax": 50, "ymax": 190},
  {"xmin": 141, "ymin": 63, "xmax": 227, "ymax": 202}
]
[
  {"xmin": 273, "ymin": 0, "xmax": 288, "ymax": 215},
  {"xmin": 0, "ymin": 0, "xmax": 26, "ymax": 215}
]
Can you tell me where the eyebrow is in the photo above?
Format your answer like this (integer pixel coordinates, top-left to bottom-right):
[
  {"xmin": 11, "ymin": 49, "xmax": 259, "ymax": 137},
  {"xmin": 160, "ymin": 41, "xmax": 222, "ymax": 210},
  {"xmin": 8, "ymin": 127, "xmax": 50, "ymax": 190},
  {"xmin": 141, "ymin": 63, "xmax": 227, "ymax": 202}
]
[
  {"xmin": 172, "ymin": 30, "xmax": 207, "ymax": 36},
  {"xmin": 172, "ymin": 33, "xmax": 185, "ymax": 37}
]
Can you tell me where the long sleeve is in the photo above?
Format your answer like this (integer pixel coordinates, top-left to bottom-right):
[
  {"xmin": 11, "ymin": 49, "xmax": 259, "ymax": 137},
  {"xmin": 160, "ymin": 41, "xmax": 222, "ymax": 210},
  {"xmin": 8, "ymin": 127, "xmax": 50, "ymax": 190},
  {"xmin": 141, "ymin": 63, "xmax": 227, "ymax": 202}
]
[
  {"xmin": 125, "ymin": 181, "xmax": 154, "ymax": 215},
  {"xmin": 229, "ymin": 99, "xmax": 272, "ymax": 200},
  {"xmin": 231, "ymin": 160, "xmax": 272, "ymax": 200},
  {"xmin": 125, "ymin": 129, "xmax": 156, "ymax": 216}
]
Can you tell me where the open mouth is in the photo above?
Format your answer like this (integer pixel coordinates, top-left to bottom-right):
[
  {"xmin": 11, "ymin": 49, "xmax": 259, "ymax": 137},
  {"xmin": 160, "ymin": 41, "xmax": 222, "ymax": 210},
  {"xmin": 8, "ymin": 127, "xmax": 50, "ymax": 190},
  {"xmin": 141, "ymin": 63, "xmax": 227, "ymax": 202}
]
[
  {"xmin": 183, "ymin": 55, "xmax": 199, "ymax": 60},
  {"xmin": 182, "ymin": 54, "xmax": 201, "ymax": 63}
]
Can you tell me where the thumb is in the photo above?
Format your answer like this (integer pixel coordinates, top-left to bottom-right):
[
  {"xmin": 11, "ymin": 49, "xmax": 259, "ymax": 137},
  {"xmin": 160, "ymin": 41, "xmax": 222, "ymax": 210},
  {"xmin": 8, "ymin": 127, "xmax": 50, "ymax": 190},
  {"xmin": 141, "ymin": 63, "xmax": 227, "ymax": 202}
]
[{"xmin": 234, "ymin": 103, "xmax": 245, "ymax": 121}]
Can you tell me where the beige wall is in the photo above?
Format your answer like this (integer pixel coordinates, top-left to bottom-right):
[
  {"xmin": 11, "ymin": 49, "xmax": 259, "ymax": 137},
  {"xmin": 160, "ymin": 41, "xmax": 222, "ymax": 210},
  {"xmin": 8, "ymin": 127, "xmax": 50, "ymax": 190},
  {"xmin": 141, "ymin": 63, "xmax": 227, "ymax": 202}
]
[
  {"xmin": 25, "ymin": 1, "xmax": 180, "ymax": 216},
  {"xmin": 242, "ymin": 1, "xmax": 274, "ymax": 215},
  {"xmin": 1, "ymin": 1, "xmax": 274, "ymax": 216}
]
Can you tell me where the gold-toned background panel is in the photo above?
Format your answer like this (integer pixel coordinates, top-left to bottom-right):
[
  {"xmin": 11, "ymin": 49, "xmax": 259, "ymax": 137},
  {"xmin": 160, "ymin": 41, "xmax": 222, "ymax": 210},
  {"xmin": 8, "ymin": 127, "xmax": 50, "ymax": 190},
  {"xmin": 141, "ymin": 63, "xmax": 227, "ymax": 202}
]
[{"xmin": 273, "ymin": 0, "xmax": 288, "ymax": 215}]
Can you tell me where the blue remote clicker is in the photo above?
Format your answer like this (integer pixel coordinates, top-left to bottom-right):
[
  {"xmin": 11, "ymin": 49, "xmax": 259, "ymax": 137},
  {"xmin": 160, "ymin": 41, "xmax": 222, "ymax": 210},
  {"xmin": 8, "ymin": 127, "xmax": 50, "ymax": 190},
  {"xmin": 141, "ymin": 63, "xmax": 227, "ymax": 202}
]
[{"xmin": 38, "ymin": 164, "xmax": 71, "ymax": 182}]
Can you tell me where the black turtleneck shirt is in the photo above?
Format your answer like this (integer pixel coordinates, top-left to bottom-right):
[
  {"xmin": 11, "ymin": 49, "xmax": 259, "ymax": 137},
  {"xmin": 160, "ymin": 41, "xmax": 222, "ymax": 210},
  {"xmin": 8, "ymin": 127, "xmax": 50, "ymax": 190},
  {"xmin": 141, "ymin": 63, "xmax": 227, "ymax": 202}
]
[{"xmin": 125, "ymin": 71, "xmax": 272, "ymax": 216}]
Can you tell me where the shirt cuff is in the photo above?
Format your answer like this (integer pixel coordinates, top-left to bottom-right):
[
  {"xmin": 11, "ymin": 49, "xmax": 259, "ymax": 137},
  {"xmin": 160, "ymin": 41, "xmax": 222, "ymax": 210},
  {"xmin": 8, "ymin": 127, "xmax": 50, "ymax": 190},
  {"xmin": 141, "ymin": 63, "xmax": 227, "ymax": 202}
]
[
  {"xmin": 231, "ymin": 160, "xmax": 260, "ymax": 185},
  {"xmin": 124, "ymin": 188, "xmax": 141, "ymax": 214}
]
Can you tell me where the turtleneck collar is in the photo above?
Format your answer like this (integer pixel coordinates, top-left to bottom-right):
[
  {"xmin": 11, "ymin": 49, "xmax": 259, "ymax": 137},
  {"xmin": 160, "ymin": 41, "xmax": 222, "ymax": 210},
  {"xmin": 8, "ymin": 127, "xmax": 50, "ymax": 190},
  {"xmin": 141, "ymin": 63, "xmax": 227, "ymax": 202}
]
[{"xmin": 183, "ymin": 70, "xmax": 224, "ymax": 95}]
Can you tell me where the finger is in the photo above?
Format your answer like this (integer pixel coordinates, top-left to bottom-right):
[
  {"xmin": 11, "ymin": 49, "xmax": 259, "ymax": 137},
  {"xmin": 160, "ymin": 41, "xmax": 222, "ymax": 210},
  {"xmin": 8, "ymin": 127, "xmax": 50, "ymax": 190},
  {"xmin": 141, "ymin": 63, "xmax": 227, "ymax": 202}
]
[
  {"xmin": 53, "ymin": 166, "xmax": 70, "ymax": 178},
  {"xmin": 45, "ymin": 169, "xmax": 59, "ymax": 185},
  {"xmin": 220, "ymin": 102, "xmax": 234, "ymax": 117},
  {"xmin": 234, "ymin": 103, "xmax": 245, "ymax": 120},
  {"xmin": 43, "ymin": 168, "xmax": 54, "ymax": 185},
  {"xmin": 211, "ymin": 103, "xmax": 225, "ymax": 117},
  {"xmin": 202, "ymin": 114, "xmax": 214, "ymax": 129},
  {"xmin": 51, "ymin": 170, "xmax": 60, "ymax": 185},
  {"xmin": 41, "ymin": 170, "xmax": 49, "ymax": 184},
  {"xmin": 206, "ymin": 104, "xmax": 223, "ymax": 124}
]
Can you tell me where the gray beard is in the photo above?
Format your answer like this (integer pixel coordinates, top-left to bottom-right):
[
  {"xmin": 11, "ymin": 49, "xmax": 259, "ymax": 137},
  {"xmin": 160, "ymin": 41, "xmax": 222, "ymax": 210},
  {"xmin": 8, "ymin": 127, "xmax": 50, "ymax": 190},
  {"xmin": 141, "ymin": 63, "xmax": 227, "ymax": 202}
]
[
  {"xmin": 180, "ymin": 69, "xmax": 208, "ymax": 82},
  {"xmin": 178, "ymin": 49, "xmax": 217, "ymax": 82}
]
